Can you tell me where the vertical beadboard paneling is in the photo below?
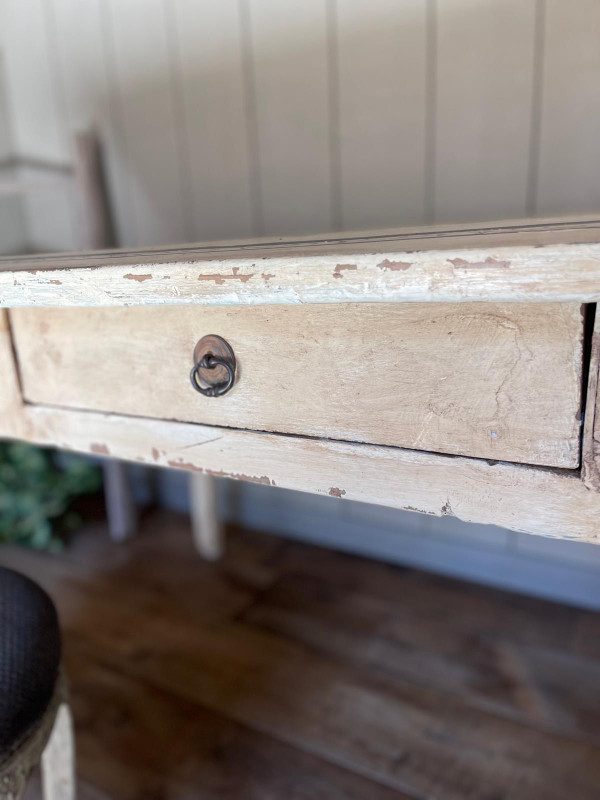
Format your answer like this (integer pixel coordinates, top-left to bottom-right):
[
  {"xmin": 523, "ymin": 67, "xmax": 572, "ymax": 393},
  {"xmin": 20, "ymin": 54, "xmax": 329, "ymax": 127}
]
[
  {"xmin": 336, "ymin": 0, "xmax": 428, "ymax": 230},
  {"xmin": 435, "ymin": 0, "xmax": 536, "ymax": 222},
  {"xmin": 172, "ymin": 0, "xmax": 255, "ymax": 241},
  {"xmin": 248, "ymin": 0, "xmax": 332, "ymax": 235},
  {"xmin": 0, "ymin": 0, "xmax": 66, "ymax": 162},
  {"xmin": 0, "ymin": 51, "xmax": 27, "ymax": 254},
  {"xmin": 2, "ymin": 0, "xmax": 600, "ymax": 244},
  {"xmin": 536, "ymin": 0, "xmax": 600, "ymax": 216},
  {"xmin": 1, "ymin": 0, "xmax": 76, "ymax": 251},
  {"xmin": 49, "ymin": 0, "xmax": 131, "ymax": 247},
  {"xmin": 0, "ymin": 61, "xmax": 13, "ymax": 161},
  {"xmin": 104, "ymin": 0, "xmax": 187, "ymax": 246},
  {"xmin": 0, "ymin": 194, "xmax": 24, "ymax": 254}
]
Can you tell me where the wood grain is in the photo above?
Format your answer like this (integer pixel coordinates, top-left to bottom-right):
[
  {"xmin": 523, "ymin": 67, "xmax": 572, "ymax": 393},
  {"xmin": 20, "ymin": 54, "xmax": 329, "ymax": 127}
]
[
  {"xmin": 241, "ymin": 558, "xmax": 600, "ymax": 746},
  {"xmin": 3, "ymin": 292, "xmax": 597, "ymax": 541},
  {"xmin": 9, "ymin": 515, "xmax": 600, "ymax": 800},
  {"xmin": 2, "ymin": 217, "xmax": 600, "ymax": 307},
  {"xmin": 583, "ymin": 311, "xmax": 600, "ymax": 490},
  {"xmin": 15, "ymin": 402, "xmax": 600, "ymax": 542},
  {"xmin": 11, "ymin": 302, "xmax": 584, "ymax": 467},
  {"xmin": 0, "ymin": 309, "xmax": 26, "ymax": 439},
  {"xmin": 66, "ymin": 655, "xmax": 407, "ymax": 800}
]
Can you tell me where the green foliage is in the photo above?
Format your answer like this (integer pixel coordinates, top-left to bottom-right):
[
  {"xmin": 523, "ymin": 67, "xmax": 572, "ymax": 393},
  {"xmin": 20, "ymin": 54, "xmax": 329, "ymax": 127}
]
[{"xmin": 0, "ymin": 442, "xmax": 102, "ymax": 551}]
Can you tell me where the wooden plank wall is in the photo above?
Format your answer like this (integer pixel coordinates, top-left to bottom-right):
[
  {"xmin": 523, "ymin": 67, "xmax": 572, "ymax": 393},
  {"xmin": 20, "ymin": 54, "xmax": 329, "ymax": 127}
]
[
  {"xmin": 0, "ymin": 50, "xmax": 26, "ymax": 254},
  {"xmin": 0, "ymin": 0, "xmax": 599, "ymax": 252}
]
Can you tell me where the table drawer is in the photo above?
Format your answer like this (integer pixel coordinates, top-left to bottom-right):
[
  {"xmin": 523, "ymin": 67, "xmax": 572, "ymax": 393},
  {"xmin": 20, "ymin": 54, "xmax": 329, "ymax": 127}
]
[{"xmin": 10, "ymin": 302, "xmax": 583, "ymax": 467}]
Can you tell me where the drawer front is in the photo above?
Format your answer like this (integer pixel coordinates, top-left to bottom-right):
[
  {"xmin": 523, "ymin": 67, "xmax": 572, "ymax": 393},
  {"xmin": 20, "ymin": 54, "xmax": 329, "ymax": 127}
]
[{"xmin": 11, "ymin": 302, "xmax": 583, "ymax": 467}]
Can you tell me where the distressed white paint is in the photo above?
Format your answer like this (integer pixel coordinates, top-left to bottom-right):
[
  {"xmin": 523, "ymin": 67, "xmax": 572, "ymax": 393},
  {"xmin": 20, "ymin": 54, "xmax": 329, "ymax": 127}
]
[
  {"xmin": 19, "ymin": 402, "xmax": 600, "ymax": 543},
  {"xmin": 2, "ymin": 299, "xmax": 600, "ymax": 543},
  {"xmin": 41, "ymin": 703, "xmax": 76, "ymax": 800},
  {"xmin": 1, "ymin": 233, "xmax": 600, "ymax": 307},
  {"xmin": 0, "ymin": 309, "xmax": 24, "ymax": 438}
]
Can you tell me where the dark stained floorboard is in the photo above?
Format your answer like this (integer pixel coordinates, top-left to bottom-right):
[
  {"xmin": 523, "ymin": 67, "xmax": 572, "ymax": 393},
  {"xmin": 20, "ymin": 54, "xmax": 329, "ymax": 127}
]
[{"xmin": 3, "ymin": 510, "xmax": 600, "ymax": 799}]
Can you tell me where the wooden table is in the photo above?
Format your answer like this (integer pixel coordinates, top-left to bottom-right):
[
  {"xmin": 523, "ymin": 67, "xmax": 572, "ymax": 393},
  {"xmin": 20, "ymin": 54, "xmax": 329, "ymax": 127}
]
[{"xmin": 1, "ymin": 215, "xmax": 600, "ymax": 543}]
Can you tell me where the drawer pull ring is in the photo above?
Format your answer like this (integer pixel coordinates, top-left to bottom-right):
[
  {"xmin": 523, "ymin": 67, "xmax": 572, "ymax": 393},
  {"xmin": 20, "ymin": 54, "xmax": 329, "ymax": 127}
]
[{"xmin": 190, "ymin": 334, "xmax": 236, "ymax": 398}]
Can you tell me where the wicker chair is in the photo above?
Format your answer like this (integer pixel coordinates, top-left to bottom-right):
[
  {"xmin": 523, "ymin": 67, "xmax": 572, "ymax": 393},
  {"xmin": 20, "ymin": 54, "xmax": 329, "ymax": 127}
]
[{"xmin": 0, "ymin": 567, "xmax": 75, "ymax": 800}]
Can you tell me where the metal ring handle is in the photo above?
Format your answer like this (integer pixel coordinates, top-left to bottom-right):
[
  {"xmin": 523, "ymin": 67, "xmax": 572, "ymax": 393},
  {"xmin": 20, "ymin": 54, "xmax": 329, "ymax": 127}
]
[{"xmin": 190, "ymin": 355, "xmax": 235, "ymax": 397}]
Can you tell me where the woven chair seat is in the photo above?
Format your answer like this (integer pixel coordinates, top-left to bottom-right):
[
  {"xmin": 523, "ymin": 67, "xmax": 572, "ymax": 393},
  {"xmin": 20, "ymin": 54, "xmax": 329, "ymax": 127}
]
[{"xmin": 0, "ymin": 567, "xmax": 61, "ymax": 763}]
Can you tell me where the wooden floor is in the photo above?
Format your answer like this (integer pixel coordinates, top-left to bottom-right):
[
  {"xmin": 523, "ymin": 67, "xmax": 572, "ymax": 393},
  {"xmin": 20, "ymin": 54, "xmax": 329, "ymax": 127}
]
[{"xmin": 3, "ymin": 511, "xmax": 600, "ymax": 799}]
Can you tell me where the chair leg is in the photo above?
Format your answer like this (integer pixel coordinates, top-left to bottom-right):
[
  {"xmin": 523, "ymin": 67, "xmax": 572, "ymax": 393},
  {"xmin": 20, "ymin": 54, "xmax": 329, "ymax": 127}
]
[
  {"xmin": 189, "ymin": 473, "xmax": 224, "ymax": 560},
  {"xmin": 41, "ymin": 704, "xmax": 75, "ymax": 800}
]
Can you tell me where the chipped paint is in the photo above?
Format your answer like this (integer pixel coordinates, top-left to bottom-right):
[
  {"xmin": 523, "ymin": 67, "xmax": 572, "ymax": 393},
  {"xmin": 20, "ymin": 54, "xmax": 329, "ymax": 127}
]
[
  {"xmin": 404, "ymin": 505, "xmax": 437, "ymax": 515},
  {"xmin": 166, "ymin": 458, "xmax": 274, "ymax": 485},
  {"xmin": 441, "ymin": 498, "xmax": 454, "ymax": 516},
  {"xmin": 151, "ymin": 447, "xmax": 160, "ymax": 461},
  {"xmin": 377, "ymin": 258, "xmax": 413, "ymax": 271},
  {"xmin": 449, "ymin": 257, "xmax": 510, "ymax": 269},
  {"xmin": 167, "ymin": 459, "xmax": 204, "ymax": 473},
  {"xmin": 2, "ymin": 236, "xmax": 600, "ymax": 309},
  {"xmin": 333, "ymin": 264, "xmax": 358, "ymax": 279},
  {"xmin": 197, "ymin": 271, "xmax": 254, "ymax": 285},
  {"xmin": 48, "ymin": 279, "xmax": 62, "ymax": 285},
  {"xmin": 207, "ymin": 468, "xmax": 273, "ymax": 485},
  {"xmin": 329, "ymin": 487, "xmax": 346, "ymax": 497},
  {"xmin": 90, "ymin": 442, "xmax": 110, "ymax": 455}
]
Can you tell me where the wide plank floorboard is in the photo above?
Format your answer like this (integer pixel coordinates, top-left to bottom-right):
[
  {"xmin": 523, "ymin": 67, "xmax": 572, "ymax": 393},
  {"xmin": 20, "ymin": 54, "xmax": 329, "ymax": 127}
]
[{"xmin": 3, "ymin": 510, "xmax": 600, "ymax": 799}]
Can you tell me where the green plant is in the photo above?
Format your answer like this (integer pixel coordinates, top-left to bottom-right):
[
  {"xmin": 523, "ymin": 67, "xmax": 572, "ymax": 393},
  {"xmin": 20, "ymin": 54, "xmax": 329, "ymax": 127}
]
[{"xmin": 0, "ymin": 442, "xmax": 102, "ymax": 551}]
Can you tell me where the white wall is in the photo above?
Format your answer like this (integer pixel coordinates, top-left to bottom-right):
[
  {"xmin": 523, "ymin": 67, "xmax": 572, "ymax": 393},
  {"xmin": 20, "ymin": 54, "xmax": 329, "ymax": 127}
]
[
  {"xmin": 1, "ymin": 0, "xmax": 600, "ymax": 599},
  {"xmin": 0, "ymin": 0, "xmax": 599, "ymax": 251},
  {"xmin": 0, "ymin": 51, "xmax": 27, "ymax": 254}
]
